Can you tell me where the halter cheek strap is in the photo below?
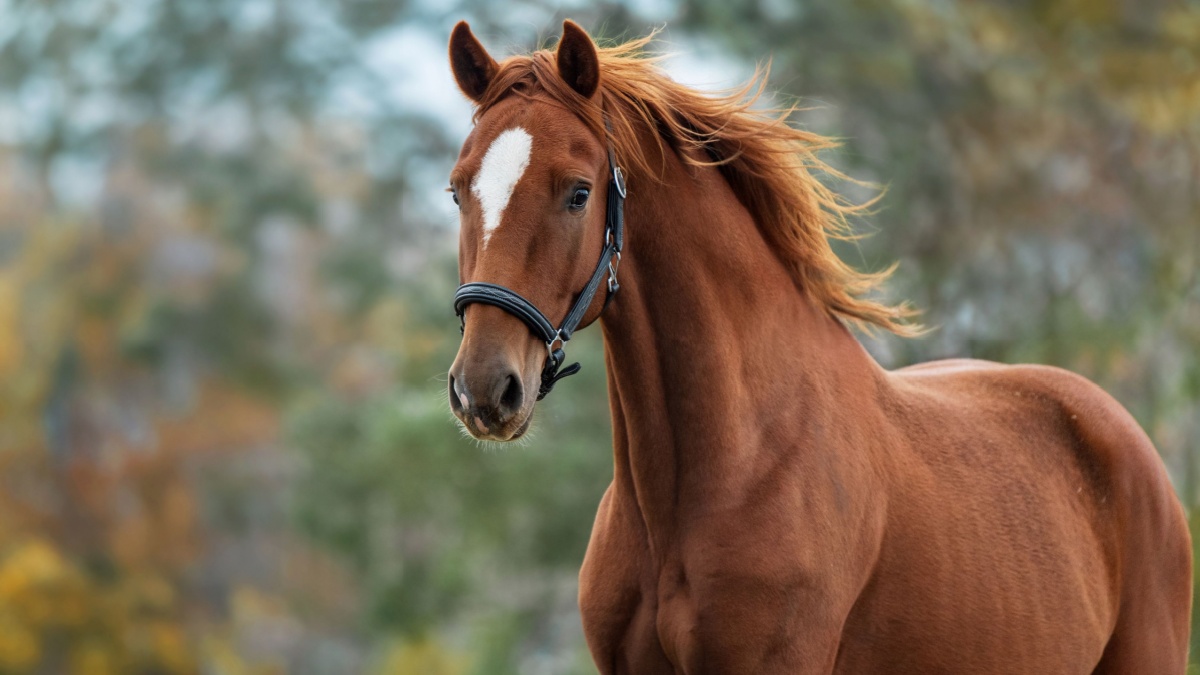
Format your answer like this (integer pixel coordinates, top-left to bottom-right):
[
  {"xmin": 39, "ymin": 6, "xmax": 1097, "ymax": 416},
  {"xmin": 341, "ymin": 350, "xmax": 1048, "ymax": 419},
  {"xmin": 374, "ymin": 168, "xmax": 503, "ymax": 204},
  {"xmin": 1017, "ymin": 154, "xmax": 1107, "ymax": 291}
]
[{"xmin": 454, "ymin": 131, "xmax": 626, "ymax": 401}]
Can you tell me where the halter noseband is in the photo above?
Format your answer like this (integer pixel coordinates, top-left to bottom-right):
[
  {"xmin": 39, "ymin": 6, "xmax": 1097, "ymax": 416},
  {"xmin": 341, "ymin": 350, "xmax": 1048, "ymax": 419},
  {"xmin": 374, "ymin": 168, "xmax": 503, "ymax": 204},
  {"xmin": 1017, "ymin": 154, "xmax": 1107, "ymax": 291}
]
[{"xmin": 453, "ymin": 130, "xmax": 626, "ymax": 401}]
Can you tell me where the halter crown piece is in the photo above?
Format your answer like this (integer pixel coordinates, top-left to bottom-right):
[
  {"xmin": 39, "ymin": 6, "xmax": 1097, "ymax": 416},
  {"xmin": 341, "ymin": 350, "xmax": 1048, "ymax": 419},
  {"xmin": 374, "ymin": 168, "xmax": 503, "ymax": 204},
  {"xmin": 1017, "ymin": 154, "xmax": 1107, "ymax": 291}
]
[{"xmin": 453, "ymin": 124, "xmax": 626, "ymax": 401}]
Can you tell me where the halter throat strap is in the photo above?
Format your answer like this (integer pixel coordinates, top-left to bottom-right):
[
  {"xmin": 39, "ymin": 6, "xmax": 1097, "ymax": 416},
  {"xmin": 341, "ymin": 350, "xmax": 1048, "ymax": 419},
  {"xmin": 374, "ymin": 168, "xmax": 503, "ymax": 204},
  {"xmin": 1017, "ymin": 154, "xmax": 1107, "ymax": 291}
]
[{"xmin": 453, "ymin": 126, "xmax": 626, "ymax": 401}]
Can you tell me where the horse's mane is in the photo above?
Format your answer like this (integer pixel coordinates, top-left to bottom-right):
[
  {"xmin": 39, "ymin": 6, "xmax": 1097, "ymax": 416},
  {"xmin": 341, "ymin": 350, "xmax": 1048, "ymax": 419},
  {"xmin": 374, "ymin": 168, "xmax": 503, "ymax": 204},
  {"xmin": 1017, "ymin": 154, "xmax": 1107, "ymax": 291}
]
[{"xmin": 474, "ymin": 32, "xmax": 920, "ymax": 336}]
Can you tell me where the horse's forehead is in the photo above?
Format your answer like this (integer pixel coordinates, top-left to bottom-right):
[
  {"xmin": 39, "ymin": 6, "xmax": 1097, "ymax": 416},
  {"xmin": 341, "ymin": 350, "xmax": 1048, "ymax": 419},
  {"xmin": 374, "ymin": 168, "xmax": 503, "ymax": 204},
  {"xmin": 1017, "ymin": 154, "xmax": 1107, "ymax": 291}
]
[
  {"xmin": 461, "ymin": 100, "xmax": 598, "ymax": 169},
  {"xmin": 469, "ymin": 125, "xmax": 534, "ymax": 245}
]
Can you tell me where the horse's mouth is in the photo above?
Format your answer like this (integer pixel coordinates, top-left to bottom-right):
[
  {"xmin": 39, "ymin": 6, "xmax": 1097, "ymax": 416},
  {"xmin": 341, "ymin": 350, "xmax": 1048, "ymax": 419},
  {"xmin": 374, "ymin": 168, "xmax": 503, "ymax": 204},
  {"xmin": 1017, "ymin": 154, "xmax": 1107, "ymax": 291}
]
[
  {"xmin": 509, "ymin": 412, "xmax": 533, "ymax": 440},
  {"xmin": 460, "ymin": 406, "xmax": 534, "ymax": 442}
]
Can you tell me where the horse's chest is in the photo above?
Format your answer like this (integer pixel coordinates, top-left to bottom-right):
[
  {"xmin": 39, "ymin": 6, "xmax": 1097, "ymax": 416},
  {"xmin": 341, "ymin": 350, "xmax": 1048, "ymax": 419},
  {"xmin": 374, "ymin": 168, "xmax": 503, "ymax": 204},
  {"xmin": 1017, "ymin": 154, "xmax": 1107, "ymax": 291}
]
[
  {"xmin": 579, "ymin": 491, "xmax": 820, "ymax": 674},
  {"xmin": 582, "ymin": 544, "xmax": 823, "ymax": 674},
  {"xmin": 579, "ymin": 547, "xmax": 697, "ymax": 674},
  {"xmin": 578, "ymin": 488, "xmax": 676, "ymax": 673}
]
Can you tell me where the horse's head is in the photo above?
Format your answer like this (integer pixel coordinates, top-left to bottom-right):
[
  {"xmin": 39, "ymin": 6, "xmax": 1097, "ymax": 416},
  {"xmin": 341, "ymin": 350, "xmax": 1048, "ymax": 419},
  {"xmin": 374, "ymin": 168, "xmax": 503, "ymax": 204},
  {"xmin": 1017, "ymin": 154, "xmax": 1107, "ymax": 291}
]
[{"xmin": 446, "ymin": 21, "xmax": 618, "ymax": 441}]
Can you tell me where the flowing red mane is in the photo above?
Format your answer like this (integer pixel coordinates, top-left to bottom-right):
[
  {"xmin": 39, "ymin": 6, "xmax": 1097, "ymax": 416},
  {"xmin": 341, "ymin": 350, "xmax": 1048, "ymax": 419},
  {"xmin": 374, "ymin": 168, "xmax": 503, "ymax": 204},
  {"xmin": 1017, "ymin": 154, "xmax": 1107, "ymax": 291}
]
[{"xmin": 473, "ymin": 32, "xmax": 920, "ymax": 335}]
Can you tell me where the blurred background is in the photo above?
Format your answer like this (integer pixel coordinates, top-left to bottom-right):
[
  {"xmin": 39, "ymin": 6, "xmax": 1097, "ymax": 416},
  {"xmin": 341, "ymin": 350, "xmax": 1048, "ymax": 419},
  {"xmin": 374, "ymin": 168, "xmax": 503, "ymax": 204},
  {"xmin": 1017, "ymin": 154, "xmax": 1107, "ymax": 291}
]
[{"xmin": 0, "ymin": 0, "xmax": 1197, "ymax": 672}]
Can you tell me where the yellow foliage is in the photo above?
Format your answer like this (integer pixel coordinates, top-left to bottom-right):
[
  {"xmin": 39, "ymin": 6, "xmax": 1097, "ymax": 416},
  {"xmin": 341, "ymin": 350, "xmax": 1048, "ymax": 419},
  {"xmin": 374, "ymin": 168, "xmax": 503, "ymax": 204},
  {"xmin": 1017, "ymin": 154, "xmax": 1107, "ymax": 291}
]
[
  {"xmin": 0, "ymin": 273, "xmax": 20, "ymax": 377},
  {"xmin": 201, "ymin": 635, "xmax": 252, "ymax": 675},
  {"xmin": 127, "ymin": 575, "xmax": 178, "ymax": 614},
  {"xmin": 0, "ymin": 539, "xmax": 75, "ymax": 625},
  {"xmin": 374, "ymin": 637, "xmax": 468, "ymax": 675},
  {"xmin": 965, "ymin": 4, "xmax": 1019, "ymax": 56},
  {"xmin": 124, "ymin": 619, "xmax": 196, "ymax": 675},
  {"xmin": 230, "ymin": 586, "xmax": 286, "ymax": 625},
  {"xmin": 0, "ymin": 537, "xmax": 210, "ymax": 674},
  {"xmin": 200, "ymin": 633, "xmax": 281, "ymax": 675},
  {"xmin": 1116, "ymin": 81, "xmax": 1200, "ymax": 135},
  {"xmin": 69, "ymin": 638, "xmax": 122, "ymax": 675},
  {"xmin": 149, "ymin": 622, "xmax": 194, "ymax": 674},
  {"xmin": 0, "ymin": 612, "xmax": 40, "ymax": 671},
  {"xmin": 1161, "ymin": 6, "xmax": 1200, "ymax": 45}
]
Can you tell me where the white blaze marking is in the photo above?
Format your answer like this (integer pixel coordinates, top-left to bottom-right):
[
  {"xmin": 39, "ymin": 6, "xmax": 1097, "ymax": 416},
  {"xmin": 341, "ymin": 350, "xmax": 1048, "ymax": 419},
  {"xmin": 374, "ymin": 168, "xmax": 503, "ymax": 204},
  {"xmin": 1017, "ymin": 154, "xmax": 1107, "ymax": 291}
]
[{"xmin": 471, "ymin": 127, "xmax": 533, "ymax": 247}]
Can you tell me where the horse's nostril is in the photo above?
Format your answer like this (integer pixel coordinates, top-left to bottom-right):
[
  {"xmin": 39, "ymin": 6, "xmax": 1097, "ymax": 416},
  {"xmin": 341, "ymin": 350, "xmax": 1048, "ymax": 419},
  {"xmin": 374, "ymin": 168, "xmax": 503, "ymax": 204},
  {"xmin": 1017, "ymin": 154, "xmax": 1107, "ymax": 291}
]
[
  {"xmin": 449, "ymin": 374, "xmax": 464, "ymax": 412},
  {"xmin": 498, "ymin": 373, "xmax": 524, "ymax": 416}
]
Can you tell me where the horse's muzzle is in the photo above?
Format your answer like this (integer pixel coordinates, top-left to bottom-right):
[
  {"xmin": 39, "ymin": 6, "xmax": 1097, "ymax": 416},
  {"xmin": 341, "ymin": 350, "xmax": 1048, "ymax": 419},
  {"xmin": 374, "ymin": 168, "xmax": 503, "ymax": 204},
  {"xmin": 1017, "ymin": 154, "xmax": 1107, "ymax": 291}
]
[{"xmin": 448, "ymin": 357, "xmax": 532, "ymax": 441}]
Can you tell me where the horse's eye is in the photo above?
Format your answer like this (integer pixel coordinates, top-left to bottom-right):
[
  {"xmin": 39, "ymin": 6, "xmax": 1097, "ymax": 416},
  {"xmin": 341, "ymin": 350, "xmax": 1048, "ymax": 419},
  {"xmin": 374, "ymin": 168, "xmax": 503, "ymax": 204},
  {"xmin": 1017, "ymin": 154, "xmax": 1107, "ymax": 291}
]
[
  {"xmin": 450, "ymin": 189, "xmax": 460, "ymax": 207},
  {"xmin": 569, "ymin": 188, "xmax": 590, "ymax": 211}
]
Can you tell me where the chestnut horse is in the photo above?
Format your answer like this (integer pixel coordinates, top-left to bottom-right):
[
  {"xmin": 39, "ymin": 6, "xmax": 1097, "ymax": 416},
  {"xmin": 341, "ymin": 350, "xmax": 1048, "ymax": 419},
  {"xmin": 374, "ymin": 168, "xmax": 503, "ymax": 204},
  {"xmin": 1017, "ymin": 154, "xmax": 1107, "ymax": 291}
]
[{"xmin": 445, "ymin": 20, "xmax": 1191, "ymax": 674}]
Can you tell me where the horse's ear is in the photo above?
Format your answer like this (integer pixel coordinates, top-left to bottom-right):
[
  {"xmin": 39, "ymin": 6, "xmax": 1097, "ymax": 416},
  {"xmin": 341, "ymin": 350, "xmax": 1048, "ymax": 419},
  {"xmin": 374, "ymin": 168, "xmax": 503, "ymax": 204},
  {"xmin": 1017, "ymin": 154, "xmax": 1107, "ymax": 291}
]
[
  {"xmin": 556, "ymin": 20, "xmax": 600, "ymax": 99},
  {"xmin": 449, "ymin": 21, "xmax": 498, "ymax": 103}
]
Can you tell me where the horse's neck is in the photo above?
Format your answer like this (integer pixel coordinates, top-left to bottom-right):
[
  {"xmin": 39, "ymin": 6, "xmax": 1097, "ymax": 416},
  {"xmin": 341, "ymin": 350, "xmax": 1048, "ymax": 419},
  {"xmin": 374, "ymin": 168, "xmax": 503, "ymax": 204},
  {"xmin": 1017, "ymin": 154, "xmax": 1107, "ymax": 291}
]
[{"xmin": 599, "ymin": 152, "xmax": 885, "ymax": 549}]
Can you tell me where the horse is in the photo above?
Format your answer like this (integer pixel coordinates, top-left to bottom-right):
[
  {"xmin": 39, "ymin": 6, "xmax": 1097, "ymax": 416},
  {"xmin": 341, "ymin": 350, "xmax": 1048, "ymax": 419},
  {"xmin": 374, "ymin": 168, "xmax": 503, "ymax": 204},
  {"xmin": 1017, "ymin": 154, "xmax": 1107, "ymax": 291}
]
[{"xmin": 443, "ymin": 20, "xmax": 1192, "ymax": 674}]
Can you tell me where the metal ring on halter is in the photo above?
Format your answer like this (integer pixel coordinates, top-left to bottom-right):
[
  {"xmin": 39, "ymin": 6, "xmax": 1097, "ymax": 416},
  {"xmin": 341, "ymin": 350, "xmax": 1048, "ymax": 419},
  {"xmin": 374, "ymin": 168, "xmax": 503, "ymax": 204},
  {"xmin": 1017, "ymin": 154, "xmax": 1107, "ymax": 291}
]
[
  {"xmin": 546, "ymin": 332, "xmax": 564, "ymax": 358},
  {"xmin": 612, "ymin": 166, "xmax": 627, "ymax": 198}
]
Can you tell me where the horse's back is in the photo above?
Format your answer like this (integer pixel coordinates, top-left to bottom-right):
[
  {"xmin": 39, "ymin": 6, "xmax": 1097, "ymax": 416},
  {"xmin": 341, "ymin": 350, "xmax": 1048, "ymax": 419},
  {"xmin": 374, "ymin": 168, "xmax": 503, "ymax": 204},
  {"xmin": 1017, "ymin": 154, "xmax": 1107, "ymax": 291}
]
[{"xmin": 862, "ymin": 359, "xmax": 1191, "ymax": 674}]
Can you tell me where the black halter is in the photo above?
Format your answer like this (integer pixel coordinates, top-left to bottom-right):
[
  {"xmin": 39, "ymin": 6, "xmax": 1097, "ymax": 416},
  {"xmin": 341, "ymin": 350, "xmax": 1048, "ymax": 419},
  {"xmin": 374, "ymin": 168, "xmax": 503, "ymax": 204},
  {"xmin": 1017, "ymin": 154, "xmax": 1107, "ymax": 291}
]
[{"xmin": 454, "ymin": 134, "xmax": 626, "ymax": 401}]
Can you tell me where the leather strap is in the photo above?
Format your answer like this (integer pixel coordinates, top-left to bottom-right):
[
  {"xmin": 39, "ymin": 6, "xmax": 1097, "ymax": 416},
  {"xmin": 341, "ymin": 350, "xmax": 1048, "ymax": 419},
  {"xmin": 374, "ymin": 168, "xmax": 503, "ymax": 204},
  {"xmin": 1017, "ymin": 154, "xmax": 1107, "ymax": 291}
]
[{"xmin": 454, "ymin": 282, "xmax": 557, "ymax": 344}]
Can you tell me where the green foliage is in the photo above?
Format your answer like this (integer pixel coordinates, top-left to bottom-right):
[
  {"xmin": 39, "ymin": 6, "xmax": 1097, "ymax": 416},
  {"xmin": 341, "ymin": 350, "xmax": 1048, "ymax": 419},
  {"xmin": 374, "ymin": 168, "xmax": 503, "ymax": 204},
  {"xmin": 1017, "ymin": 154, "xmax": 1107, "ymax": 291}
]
[{"xmin": 287, "ymin": 325, "xmax": 612, "ymax": 638}]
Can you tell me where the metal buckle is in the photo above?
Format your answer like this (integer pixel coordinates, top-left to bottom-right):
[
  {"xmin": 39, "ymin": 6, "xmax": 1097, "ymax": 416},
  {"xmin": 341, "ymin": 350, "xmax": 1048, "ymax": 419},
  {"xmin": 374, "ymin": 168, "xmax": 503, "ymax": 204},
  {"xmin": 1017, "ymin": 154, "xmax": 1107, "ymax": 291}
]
[
  {"xmin": 612, "ymin": 166, "xmax": 626, "ymax": 198},
  {"xmin": 607, "ymin": 251, "xmax": 621, "ymax": 293},
  {"xmin": 546, "ymin": 331, "xmax": 565, "ymax": 359}
]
